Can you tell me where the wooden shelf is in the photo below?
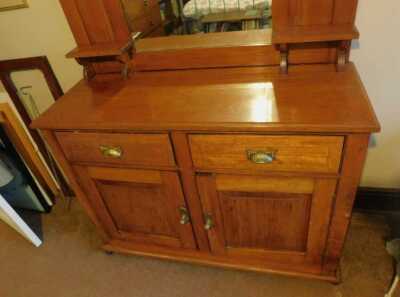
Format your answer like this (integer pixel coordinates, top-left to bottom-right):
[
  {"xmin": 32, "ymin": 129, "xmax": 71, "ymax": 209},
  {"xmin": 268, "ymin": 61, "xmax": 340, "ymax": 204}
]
[
  {"xmin": 66, "ymin": 41, "xmax": 133, "ymax": 59},
  {"xmin": 272, "ymin": 24, "xmax": 359, "ymax": 44}
]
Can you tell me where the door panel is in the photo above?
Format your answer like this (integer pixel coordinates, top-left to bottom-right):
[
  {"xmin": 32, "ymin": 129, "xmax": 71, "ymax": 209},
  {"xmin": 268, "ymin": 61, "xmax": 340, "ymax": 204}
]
[
  {"xmin": 97, "ymin": 180, "xmax": 178, "ymax": 237},
  {"xmin": 74, "ymin": 166, "xmax": 196, "ymax": 249},
  {"xmin": 197, "ymin": 174, "xmax": 336, "ymax": 267},
  {"xmin": 220, "ymin": 191, "xmax": 311, "ymax": 252}
]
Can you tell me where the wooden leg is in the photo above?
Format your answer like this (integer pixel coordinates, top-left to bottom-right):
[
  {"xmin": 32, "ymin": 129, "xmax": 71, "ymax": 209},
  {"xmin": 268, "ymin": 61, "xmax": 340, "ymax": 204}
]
[{"xmin": 323, "ymin": 134, "xmax": 370, "ymax": 275}]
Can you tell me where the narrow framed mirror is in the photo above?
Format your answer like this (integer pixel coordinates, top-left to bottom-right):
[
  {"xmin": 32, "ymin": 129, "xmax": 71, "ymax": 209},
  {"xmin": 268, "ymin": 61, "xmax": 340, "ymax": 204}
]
[{"xmin": 120, "ymin": 0, "xmax": 272, "ymax": 38}]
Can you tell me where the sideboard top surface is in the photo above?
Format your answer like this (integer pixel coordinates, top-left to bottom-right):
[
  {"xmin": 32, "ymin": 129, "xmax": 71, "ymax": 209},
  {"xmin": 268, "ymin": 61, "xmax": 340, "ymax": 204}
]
[{"xmin": 32, "ymin": 63, "xmax": 379, "ymax": 133}]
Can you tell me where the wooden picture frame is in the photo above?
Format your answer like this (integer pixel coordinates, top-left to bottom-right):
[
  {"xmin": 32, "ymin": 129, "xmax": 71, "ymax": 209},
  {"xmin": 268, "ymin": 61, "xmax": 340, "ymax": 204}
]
[
  {"xmin": 0, "ymin": 0, "xmax": 28, "ymax": 12},
  {"xmin": 0, "ymin": 56, "xmax": 73, "ymax": 197},
  {"xmin": 0, "ymin": 102, "xmax": 59, "ymax": 204}
]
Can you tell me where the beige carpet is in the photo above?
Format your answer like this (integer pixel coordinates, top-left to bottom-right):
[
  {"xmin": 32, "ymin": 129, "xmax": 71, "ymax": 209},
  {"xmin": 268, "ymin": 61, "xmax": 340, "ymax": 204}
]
[{"xmin": 0, "ymin": 199, "xmax": 394, "ymax": 297}]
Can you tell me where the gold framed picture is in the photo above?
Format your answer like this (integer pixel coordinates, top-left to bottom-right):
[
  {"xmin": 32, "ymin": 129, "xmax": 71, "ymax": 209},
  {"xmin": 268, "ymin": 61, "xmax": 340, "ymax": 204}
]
[{"xmin": 0, "ymin": 0, "xmax": 28, "ymax": 12}]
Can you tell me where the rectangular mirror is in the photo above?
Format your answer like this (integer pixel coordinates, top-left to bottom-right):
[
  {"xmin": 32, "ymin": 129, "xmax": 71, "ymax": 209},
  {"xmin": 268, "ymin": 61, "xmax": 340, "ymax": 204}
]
[{"xmin": 120, "ymin": 0, "xmax": 272, "ymax": 38}]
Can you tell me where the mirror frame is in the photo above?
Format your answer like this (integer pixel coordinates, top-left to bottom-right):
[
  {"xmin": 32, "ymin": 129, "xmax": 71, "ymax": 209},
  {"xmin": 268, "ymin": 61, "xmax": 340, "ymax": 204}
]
[{"xmin": 59, "ymin": 0, "xmax": 359, "ymax": 74}]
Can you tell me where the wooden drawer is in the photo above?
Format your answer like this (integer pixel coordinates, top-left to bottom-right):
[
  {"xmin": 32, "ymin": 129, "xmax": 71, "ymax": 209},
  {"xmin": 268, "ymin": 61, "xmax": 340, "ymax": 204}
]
[
  {"xmin": 189, "ymin": 135, "xmax": 344, "ymax": 173},
  {"xmin": 56, "ymin": 132, "xmax": 175, "ymax": 167}
]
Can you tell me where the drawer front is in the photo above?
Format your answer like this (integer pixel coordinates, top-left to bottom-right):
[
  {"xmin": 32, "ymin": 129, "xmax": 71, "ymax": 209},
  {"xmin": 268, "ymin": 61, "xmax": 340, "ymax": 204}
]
[
  {"xmin": 56, "ymin": 132, "xmax": 175, "ymax": 167},
  {"xmin": 189, "ymin": 135, "xmax": 344, "ymax": 173}
]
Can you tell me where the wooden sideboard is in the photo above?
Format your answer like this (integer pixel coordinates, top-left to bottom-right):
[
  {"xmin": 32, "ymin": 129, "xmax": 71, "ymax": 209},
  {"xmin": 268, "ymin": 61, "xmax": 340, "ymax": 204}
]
[
  {"xmin": 32, "ymin": 63, "xmax": 379, "ymax": 282},
  {"xmin": 31, "ymin": 0, "xmax": 379, "ymax": 283}
]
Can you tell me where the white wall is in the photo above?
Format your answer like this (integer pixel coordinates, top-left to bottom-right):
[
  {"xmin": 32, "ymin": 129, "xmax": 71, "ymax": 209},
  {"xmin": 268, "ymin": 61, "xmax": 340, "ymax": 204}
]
[
  {"xmin": 0, "ymin": 0, "xmax": 81, "ymax": 92},
  {"xmin": 0, "ymin": 0, "xmax": 398, "ymax": 188},
  {"xmin": 352, "ymin": 0, "xmax": 400, "ymax": 188}
]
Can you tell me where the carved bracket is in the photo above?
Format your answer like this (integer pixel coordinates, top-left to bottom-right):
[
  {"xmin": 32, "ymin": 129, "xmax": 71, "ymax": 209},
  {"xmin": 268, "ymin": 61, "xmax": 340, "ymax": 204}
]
[
  {"xmin": 76, "ymin": 58, "xmax": 96, "ymax": 81},
  {"xmin": 278, "ymin": 44, "xmax": 289, "ymax": 74},
  {"xmin": 336, "ymin": 41, "xmax": 351, "ymax": 72}
]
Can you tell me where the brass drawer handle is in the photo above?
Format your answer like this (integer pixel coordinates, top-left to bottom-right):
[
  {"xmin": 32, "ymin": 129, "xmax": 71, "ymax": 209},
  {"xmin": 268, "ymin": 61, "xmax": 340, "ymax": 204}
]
[
  {"xmin": 179, "ymin": 207, "xmax": 190, "ymax": 225},
  {"xmin": 204, "ymin": 214, "xmax": 214, "ymax": 230},
  {"xmin": 247, "ymin": 150, "xmax": 276, "ymax": 164},
  {"xmin": 100, "ymin": 146, "xmax": 123, "ymax": 159}
]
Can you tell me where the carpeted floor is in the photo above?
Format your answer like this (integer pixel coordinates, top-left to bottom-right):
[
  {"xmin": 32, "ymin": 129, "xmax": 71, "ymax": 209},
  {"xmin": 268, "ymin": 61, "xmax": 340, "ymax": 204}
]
[{"xmin": 0, "ymin": 199, "xmax": 394, "ymax": 297}]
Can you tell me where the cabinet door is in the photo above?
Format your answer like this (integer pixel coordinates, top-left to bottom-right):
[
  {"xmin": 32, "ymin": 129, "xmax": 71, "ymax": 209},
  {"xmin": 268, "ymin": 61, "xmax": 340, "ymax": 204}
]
[
  {"xmin": 197, "ymin": 174, "xmax": 337, "ymax": 268},
  {"xmin": 74, "ymin": 166, "xmax": 196, "ymax": 249}
]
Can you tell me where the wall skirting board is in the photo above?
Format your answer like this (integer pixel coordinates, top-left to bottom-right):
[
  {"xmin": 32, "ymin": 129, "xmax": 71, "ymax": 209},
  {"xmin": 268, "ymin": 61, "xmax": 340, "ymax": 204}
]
[{"xmin": 355, "ymin": 187, "xmax": 400, "ymax": 212}]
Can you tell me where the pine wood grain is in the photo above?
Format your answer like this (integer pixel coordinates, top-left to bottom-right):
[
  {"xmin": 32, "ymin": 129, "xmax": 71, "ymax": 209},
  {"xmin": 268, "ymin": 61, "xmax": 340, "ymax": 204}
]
[
  {"xmin": 74, "ymin": 165, "xmax": 197, "ymax": 249},
  {"xmin": 323, "ymin": 134, "xmax": 370, "ymax": 275},
  {"xmin": 196, "ymin": 173, "xmax": 338, "ymax": 270},
  {"xmin": 190, "ymin": 135, "xmax": 344, "ymax": 174},
  {"xmin": 31, "ymin": 64, "xmax": 380, "ymax": 134},
  {"xmin": 55, "ymin": 131, "xmax": 176, "ymax": 167},
  {"xmin": 34, "ymin": 0, "xmax": 376, "ymax": 282}
]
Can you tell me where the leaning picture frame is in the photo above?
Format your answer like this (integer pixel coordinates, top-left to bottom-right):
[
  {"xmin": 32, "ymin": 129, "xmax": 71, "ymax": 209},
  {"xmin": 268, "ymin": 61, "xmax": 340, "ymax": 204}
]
[{"xmin": 0, "ymin": 0, "xmax": 28, "ymax": 11}]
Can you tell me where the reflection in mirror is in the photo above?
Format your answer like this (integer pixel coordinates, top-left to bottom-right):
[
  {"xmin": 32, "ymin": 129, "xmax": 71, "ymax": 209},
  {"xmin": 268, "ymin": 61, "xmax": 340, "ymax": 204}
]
[
  {"xmin": 121, "ymin": 0, "xmax": 272, "ymax": 38},
  {"xmin": 10, "ymin": 70, "xmax": 55, "ymax": 120}
]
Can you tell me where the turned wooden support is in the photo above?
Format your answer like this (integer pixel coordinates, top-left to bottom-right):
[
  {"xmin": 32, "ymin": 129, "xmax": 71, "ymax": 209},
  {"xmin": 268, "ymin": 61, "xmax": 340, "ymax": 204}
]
[
  {"xmin": 336, "ymin": 40, "xmax": 351, "ymax": 72},
  {"xmin": 278, "ymin": 44, "xmax": 289, "ymax": 74}
]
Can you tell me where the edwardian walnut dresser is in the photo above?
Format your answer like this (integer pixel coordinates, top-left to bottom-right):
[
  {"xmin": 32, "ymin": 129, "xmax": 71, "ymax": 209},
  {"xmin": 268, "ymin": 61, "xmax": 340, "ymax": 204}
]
[{"xmin": 32, "ymin": 0, "xmax": 380, "ymax": 282}]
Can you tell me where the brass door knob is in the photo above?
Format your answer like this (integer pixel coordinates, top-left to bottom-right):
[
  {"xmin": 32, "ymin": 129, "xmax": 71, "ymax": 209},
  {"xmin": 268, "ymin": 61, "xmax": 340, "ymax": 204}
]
[
  {"xmin": 204, "ymin": 214, "xmax": 214, "ymax": 230},
  {"xmin": 247, "ymin": 150, "xmax": 276, "ymax": 164},
  {"xmin": 100, "ymin": 146, "xmax": 123, "ymax": 158},
  {"xmin": 179, "ymin": 207, "xmax": 190, "ymax": 225}
]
